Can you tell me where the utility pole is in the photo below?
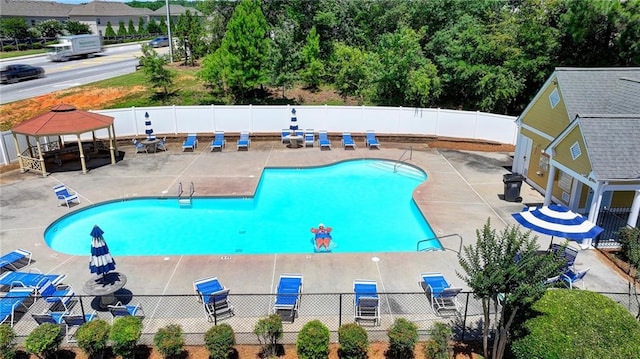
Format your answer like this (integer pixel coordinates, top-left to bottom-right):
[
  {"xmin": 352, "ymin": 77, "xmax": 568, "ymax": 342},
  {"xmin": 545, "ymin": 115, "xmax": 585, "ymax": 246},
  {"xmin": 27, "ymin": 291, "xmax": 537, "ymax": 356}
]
[{"xmin": 166, "ymin": 0, "xmax": 173, "ymax": 63}]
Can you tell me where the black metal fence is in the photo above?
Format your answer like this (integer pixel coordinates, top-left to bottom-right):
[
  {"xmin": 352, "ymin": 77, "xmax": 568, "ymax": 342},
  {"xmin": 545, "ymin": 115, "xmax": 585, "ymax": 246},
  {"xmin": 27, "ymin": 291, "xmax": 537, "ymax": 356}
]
[
  {"xmin": 595, "ymin": 207, "xmax": 638, "ymax": 248},
  {"xmin": 9, "ymin": 291, "xmax": 639, "ymax": 344}
]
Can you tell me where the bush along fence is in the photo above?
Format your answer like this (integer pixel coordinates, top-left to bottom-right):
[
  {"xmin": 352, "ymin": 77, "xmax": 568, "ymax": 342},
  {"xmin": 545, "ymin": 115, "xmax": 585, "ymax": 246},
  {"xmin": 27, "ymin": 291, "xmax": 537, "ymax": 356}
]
[{"xmin": 6, "ymin": 291, "xmax": 638, "ymax": 345}]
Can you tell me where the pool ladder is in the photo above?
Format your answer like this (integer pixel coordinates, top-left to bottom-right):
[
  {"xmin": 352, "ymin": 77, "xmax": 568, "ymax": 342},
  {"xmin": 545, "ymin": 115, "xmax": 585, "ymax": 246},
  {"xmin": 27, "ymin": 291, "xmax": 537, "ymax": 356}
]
[
  {"xmin": 394, "ymin": 147, "xmax": 413, "ymax": 173},
  {"xmin": 178, "ymin": 182, "xmax": 194, "ymax": 207}
]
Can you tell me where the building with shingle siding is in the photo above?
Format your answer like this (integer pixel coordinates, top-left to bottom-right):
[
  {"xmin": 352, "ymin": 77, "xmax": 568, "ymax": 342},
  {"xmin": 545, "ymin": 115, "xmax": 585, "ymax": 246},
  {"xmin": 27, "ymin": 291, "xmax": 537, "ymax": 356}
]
[
  {"xmin": 513, "ymin": 68, "xmax": 640, "ymax": 248},
  {"xmin": 68, "ymin": 1, "xmax": 153, "ymax": 36}
]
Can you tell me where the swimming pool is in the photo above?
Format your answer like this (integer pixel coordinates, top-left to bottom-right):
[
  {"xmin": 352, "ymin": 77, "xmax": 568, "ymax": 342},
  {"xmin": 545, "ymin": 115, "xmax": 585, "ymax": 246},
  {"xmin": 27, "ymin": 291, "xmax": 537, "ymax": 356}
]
[{"xmin": 45, "ymin": 160, "xmax": 441, "ymax": 255}]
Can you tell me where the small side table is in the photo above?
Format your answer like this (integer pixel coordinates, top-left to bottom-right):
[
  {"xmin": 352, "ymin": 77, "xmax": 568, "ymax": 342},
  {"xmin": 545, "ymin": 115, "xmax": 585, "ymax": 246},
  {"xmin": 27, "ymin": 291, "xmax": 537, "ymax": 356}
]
[{"xmin": 83, "ymin": 272, "xmax": 128, "ymax": 309}]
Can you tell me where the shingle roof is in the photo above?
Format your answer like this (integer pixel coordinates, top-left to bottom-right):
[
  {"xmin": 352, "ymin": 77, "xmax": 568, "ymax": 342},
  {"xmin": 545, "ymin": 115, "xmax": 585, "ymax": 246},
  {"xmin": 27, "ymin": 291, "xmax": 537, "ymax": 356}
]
[
  {"xmin": 556, "ymin": 68, "xmax": 640, "ymax": 120},
  {"xmin": 154, "ymin": 4, "xmax": 202, "ymax": 16},
  {"xmin": 1, "ymin": 0, "xmax": 73, "ymax": 17},
  {"xmin": 579, "ymin": 115, "xmax": 640, "ymax": 180},
  {"xmin": 68, "ymin": 1, "xmax": 153, "ymax": 16}
]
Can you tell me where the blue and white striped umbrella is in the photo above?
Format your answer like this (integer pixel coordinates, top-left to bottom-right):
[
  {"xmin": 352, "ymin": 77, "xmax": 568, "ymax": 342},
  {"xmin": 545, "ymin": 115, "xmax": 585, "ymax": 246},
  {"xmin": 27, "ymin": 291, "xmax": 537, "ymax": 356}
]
[
  {"xmin": 89, "ymin": 225, "xmax": 116, "ymax": 277},
  {"xmin": 144, "ymin": 112, "xmax": 155, "ymax": 140},
  {"xmin": 512, "ymin": 204, "xmax": 604, "ymax": 243},
  {"xmin": 289, "ymin": 108, "xmax": 298, "ymax": 131}
]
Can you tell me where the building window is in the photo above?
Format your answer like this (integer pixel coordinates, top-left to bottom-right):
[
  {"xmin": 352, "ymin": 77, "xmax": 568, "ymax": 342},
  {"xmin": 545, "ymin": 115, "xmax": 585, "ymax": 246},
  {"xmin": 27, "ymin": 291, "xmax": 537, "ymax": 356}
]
[
  {"xmin": 31, "ymin": 20, "xmax": 36, "ymax": 26},
  {"xmin": 97, "ymin": 18, "xmax": 101, "ymax": 25},
  {"xmin": 570, "ymin": 142, "xmax": 582, "ymax": 160},
  {"xmin": 549, "ymin": 88, "xmax": 560, "ymax": 108}
]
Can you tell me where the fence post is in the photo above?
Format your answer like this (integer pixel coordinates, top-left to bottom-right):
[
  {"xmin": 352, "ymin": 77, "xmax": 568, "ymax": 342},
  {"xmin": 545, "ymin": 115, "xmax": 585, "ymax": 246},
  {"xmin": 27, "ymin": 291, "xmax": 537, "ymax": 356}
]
[
  {"xmin": 338, "ymin": 293, "xmax": 342, "ymax": 328},
  {"xmin": 79, "ymin": 295, "xmax": 86, "ymax": 321},
  {"xmin": 461, "ymin": 292, "xmax": 470, "ymax": 341},
  {"xmin": 213, "ymin": 305, "xmax": 218, "ymax": 326}
]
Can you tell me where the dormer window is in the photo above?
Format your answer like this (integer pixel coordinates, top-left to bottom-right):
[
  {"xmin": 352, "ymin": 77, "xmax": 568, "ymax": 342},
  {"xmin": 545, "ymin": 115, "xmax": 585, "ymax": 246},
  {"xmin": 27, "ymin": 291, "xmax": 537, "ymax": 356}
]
[{"xmin": 549, "ymin": 88, "xmax": 560, "ymax": 108}]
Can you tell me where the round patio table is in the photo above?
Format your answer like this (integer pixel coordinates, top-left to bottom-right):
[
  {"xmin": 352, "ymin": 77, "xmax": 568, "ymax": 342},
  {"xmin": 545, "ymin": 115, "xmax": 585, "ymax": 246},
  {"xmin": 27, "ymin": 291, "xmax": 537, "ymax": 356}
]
[
  {"xmin": 83, "ymin": 272, "xmax": 127, "ymax": 309},
  {"xmin": 140, "ymin": 138, "xmax": 160, "ymax": 153}
]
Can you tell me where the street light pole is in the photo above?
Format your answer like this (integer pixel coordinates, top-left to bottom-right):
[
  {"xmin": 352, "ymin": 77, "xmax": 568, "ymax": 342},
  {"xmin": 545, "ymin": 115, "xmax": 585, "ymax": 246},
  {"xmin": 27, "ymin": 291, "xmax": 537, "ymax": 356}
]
[{"xmin": 165, "ymin": 0, "xmax": 173, "ymax": 63}]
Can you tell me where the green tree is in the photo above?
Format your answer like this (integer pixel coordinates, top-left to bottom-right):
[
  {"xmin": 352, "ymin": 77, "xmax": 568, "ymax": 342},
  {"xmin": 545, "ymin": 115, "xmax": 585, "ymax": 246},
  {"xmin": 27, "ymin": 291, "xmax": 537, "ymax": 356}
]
[
  {"xmin": 300, "ymin": 26, "xmax": 324, "ymax": 91},
  {"xmin": 147, "ymin": 18, "xmax": 160, "ymax": 35},
  {"xmin": 139, "ymin": 44, "xmax": 175, "ymax": 99},
  {"xmin": 0, "ymin": 17, "xmax": 29, "ymax": 39},
  {"xmin": 66, "ymin": 20, "xmax": 91, "ymax": 35},
  {"xmin": 201, "ymin": 0, "xmax": 270, "ymax": 101},
  {"xmin": 137, "ymin": 17, "xmax": 147, "ymax": 35},
  {"xmin": 175, "ymin": 9, "xmax": 204, "ymax": 66},
  {"xmin": 159, "ymin": 17, "xmax": 167, "ymax": 35},
  {"xmin": 329, "ymin": 42, "xmax": 376, "ymax": 102},
  {"xmin": 34, "ymin": 19, "xmax": 65, "ymax": 38},
  {"xmin": 104, "ymin": 21, "xmax": 116, "ymax": 38},
  {"xmin": 127, "ymin": 19, "xmax": 136, "ymax": 35},
  {"xmin": 117, "ymin": 21, "xmax": 127, "ymax": 36},
  {"xmin": 267, "ymin": 18, "xmax": 300, "ymax": 98},
  {"xmin": 457, "ymin": 219, "xmax": 564, "ymax": 359}
]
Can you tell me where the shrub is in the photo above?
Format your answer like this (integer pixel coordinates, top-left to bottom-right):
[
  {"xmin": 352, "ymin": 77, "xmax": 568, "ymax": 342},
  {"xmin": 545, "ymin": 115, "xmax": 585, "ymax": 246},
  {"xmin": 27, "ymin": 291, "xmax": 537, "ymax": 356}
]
[
  {"xmin": 154, "ymin": 324, "xmax": 185, "ymax": 358},
  {"xmin": 511, "ymin": 289, "xmax": 640, "ymax": 358},
  {"xmin": 423, "ymin": 322, "xmax": 452, "ymax": 359},
  {"xmin": 24, "ymin": 323, "xmax": 63, "ymax": 359},
  {"xmin": 387, "ymin": 318, "xmax": 418, "ymax": 359},
  {"xmin": 296, "ymin": 320, "xmax": 330, "ymax": 359},
  {"xmin": 0, "ymin": 325, "xmax": 17, "ymax": 359},
  {"xmin": 254, "ymin": 314, "xmax": 283, "ymax": 358},
  {"xmin": 76, "ymin": 319, "xmax": 111, "ymax": 359},
  {"xmin": 2, "ymin": 45, "xmax": 16, "ymax": 52},
  {"xmin": 204, "ymin": 323, "xmax": 235, "ymax": 359},
  {"xmin": 338, "ymin": 323, "xmax": 369, "ymax": 359},
  {"xmin": 109, "ymin": 316, "xmax": 143, "ymax": 359}
]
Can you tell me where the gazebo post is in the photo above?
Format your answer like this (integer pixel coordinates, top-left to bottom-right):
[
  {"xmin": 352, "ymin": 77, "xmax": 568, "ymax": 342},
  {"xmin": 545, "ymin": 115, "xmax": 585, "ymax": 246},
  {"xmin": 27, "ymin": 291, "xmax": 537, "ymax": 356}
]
[
  {"xmin": 76, "ymin": 135, "xmax": 87, "ymax": 174},
  {"xmin": 34, "ymin": 137, "xmax": 47, "ymax": 177},
  {"xmin": 108, "ymin": 124, "xmax": 117, "ymax": 165},
  {"xmin": 11, "ymin": 133, "xmax": 24, "ymax": 173}
]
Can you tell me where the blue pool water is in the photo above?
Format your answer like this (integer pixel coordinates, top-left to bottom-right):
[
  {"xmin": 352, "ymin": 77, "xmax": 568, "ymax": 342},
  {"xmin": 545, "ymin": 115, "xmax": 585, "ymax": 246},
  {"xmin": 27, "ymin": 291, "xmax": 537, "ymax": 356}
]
[{"xmin": 45, "ymin": 160, "xmax": 441, "ymax": 255}]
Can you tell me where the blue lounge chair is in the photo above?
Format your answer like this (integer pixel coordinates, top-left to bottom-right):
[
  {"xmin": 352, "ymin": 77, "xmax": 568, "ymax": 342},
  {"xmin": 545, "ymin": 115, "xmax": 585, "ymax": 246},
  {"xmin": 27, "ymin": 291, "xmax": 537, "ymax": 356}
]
[
  {"xmin": 550, "ymin": 243, "xmax": 579, "ymax": 272},
  {"xmin": 341, "ymin": 132, "xmax": 357, "ymax": 149},
  {"xmin": 365, "ymin": 130, "xmax": 380, "ymax": 149},
  {"xmin": 38, "ymin": 280, "xmax": 75, "ymax": 312},
  {"xmin": 0, "ymin": 287, "xmax": 35, "ymax": 327},
  {"xmin": 0, "ymin": 269, "xmax": 66, "ymax": 290},
  {"xmin": 32, "ymin": 311, "xmax": 67, "ymax": 326},
  {"xmin": 132, "ymin": 139, "xmax": 147, "ymax": 153},
  {"xmin": 182, "ymin": 133, "xmax": 198, "ymax": 151},
  {"xmin": 237, "ymin": 131, "xmax": 251, "ymax": 150},
  {"xmin": 562, "ymin": 267, "xmax": 590, "ymax": 289},
  {"xmin": 353, "ymin": 279, "xmax": 380, "ymax": 326},
  {"xmin": 108, "ymin": 301, "xmax": 145, "ymax": 321},
  {"xmin": 319, "ymin": 130, "xmax": 331, "ymax": 150},
  {"xmin": 273, "ymin": 273, "xmax": 303, "ymax": 323},
  {"xmin": 281, "ymin": 129, "xmax": 291, "ymax": 144},
  {"xmin": 0, "ymin": 248, "xmax": 32, "ymax": 271},
  {"xmin": 193, "ymin": 276, "xmax": 233, "ymax": 322},
  {"xmin": 53, "ymin": 184, "xmax": 80, "ymax": 208},
  {"xmin": 210, "ymin": 131, "xmax": 226, "ymax": 152},
  {"xmin": 62, "ymin": 311, "xmax": 98, "ymax": 342},
  {"xmin": 304, "ymin": 129, "xmax": 315, "ymax": 147},
  {"xmin": 420, "ymin": 272, "xmax": 462, "ymax": 316}
]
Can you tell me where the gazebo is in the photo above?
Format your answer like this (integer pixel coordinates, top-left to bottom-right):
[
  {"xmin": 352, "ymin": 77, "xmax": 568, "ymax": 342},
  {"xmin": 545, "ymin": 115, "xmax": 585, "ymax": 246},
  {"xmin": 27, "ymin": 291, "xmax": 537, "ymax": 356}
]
[{"xmin": 11, "ymin": 104, "xmax": 118, "ymax": 176}]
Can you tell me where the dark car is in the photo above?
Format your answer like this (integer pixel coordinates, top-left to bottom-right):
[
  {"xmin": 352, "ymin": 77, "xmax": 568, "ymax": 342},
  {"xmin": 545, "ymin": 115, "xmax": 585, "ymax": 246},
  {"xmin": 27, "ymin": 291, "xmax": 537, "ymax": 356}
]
[
  {"xmin": 0, "ymin": 64, "xmax": 45, "ymax": 84},
  {"xmin": 149, "ymin": 36, "xmax": 170, "ymax": 48}
]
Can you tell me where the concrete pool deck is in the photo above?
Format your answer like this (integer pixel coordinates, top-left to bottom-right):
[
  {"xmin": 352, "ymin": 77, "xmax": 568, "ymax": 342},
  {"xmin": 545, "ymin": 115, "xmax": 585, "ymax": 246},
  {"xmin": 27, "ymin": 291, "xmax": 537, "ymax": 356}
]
[{"xmin": 0, "ymin": 139, "xmax": 631, "ymax": 298}]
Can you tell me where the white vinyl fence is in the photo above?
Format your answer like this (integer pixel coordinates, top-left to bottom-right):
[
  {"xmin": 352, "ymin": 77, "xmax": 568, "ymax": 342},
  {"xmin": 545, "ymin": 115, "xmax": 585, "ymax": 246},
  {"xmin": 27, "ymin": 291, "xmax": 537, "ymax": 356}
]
[{"xmin": 0, "ymin": 105, "xmax": 517, "ymax": 165}]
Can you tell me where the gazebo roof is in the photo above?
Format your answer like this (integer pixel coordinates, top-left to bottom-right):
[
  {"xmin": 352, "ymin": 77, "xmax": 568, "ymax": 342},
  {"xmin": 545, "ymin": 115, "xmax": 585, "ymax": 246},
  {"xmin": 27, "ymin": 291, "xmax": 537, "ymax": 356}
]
[{"xmin": 11, "ymin": 104, "xmax": 114, "ymax": 136}]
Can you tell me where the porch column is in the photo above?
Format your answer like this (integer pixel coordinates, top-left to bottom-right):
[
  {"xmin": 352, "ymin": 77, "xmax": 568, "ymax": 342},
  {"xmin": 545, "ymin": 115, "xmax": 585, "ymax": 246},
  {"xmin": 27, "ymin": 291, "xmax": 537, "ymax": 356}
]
[
  {"xmin": 585, "ymin": 182, "xmax": 605, "ymax": 249},
  {"xmin": 109, "ymin": 124, "xmax": 116, "ymax": 165},
  {"xmin": 77, "ymin": 135, "xmax": 87, "ymax": 174},
  {"xmin": 35, "ymin": 137, "xmax": 47, "ymax": 177},
  {"xmin": 628, "ymin": 190, "xmax": 640, "ymax": 227},
  {"xmin": 543, "ymin": 164, "xmax": 556, "ymax": 205}
]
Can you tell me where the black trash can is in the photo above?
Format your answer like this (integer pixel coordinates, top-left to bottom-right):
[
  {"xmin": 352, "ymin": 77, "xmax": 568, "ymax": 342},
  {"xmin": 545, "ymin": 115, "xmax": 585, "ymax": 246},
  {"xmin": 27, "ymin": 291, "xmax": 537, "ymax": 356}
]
[{"xmin": 503, "ymin": 173, "xmax": 524, "ymax": 202}]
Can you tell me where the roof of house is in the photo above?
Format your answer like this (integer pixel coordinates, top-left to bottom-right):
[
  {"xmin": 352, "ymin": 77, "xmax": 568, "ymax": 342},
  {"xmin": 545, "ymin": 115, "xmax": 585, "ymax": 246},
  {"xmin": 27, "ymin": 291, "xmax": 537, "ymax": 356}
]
[
  {"xmin": 154, "ymin": 4, "xmax": 202, "ymax": 17},
  {"xmin": 556, "ymin": 67, "xmax": 640, "ymax": 121},
  {"xmin": 1, "ymin": 0, "xmax": 74, "ymax": 17},
  {"xmin": 68, "ymin": 1, "xmax": 153, "ymax": 16},
  {"xmin": 578, "ymin": 115, "xmax": 640, "ymax": 180}
]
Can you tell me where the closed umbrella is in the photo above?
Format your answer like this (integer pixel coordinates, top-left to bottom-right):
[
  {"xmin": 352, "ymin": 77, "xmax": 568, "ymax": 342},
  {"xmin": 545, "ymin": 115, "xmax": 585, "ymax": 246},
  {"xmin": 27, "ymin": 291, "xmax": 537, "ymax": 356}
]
[
  {"xmin": 289, "ymin": 108, "xmax": 298, "ymax": 132},
  {"xmin": 511, "ymin": 204, "xmax": 604, "ymax": 247},
  {"xmin": 89, "ymin": 225, "xmax": 116, "ymax": 279},
  {"xmin": 144, "ymin": 112, "xmax": 155, "ymax": 140}
]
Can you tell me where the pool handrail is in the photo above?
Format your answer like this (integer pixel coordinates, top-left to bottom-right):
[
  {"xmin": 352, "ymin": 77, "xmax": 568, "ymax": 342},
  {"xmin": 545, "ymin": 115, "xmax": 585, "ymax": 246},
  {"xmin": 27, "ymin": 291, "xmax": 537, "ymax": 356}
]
[{"xmin": 417, "ymin": 233, "xmax": 463, "ymax": 254}]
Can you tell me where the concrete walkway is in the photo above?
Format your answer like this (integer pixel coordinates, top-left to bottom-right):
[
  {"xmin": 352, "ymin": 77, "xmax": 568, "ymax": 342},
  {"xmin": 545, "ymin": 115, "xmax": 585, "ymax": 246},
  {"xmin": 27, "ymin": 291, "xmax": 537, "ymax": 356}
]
[{"xmin": 0, "ymin": 138, "xmax": 629, "ymax": 297}]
